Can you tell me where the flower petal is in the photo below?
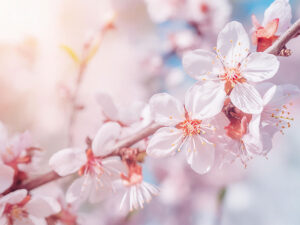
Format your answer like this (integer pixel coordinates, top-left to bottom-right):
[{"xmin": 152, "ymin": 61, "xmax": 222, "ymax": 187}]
[
  {"xmin": 230, "ymin": 82, "xmax": 263, "ymax": 114},
  {"xmin": 241, "ymin": 52, "xmax": 279, "ymax": 82},
  {"xmin": 25, "ymin": 196, "xmax": 61, "ymax": 218},
  {"xmin": 49, "ymin": 148, "xmax": 87, "ymax": 176},
  {"xmin": 102, "ymin": 156, "xmax": 127, "ymax": 178},
  {"xmin": 185, "ymin": 82, "xmax": 226, "ymax": 119},
  {"xmin": 0, "ymin": 164, "xmax": 14, "ymax": 194},
  {"xmin": 66, "ymin": 176, "xmax": 91, "ymax": 204},
  {"xmin": 182, "ymin": 49, "xmax": 224, "ymax": 80},
  {"xmin": 0, "ymin": 189, "xmax": 27, "ymax": 205},
  {"xmin": 96, "ymin": 93, "xmax": 119, "ymax": 121},
  {"xmin": 263, "ymin": 0, "xmax": 292, "ymax": 34},
  {"xmin": 92, "ymin": 122, "xmax": 121, "ymax": 156},
  {"xmin": 217, "ymin": 21, "xmax": 250, "ymax": 67},
  {"xmin": 185, "ymin": 136, "xmax": 215, "ymax": 174},
  {"xmin": 149, "ymin": 93, "xmax": 185, "ymax": 126},
  {"xmin": 147, "ymin": 127, "xmax": 183, "ymax": 158}
]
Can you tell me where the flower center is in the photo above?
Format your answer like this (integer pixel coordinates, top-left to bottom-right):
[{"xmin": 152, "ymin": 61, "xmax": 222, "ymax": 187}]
[
  {"xmin": 220, "ymin": 67, "xmax": 246, "ymax": 94},
  {"xmin": 270, "ymin": 103, "xmax": 294, "ymax": 135},
  {"xmin": 121, "ymin": 163, "xmax": 143, "ymax": 186},
  {"xmin": 78, "ymin": 149, "xmax": 104, "ymax": 177},
  {"xmin": 176, "ymin": 119, "xmax": 202, "ymax": 136}
]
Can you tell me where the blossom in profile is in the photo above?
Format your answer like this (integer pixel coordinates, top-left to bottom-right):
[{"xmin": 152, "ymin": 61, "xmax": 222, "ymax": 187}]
[
  {"xmin": 183, "ymin": 21, "xmax": 280, "ymax": 114},
  {"xmin": 0, "ymin": 189, "xmax": 61, "ymax": 225},
  {"xmin": 252, "ymin": 0, "xmax": 292, "ymax": 51},
  {"xmin": 256, "ymin": 83, "xmax": 300, "ymax": 153},
  {"xmin": 49, "ymin": 122, "xmax": 126, "ymax": 204},
  {"xmin": 116, "ymin": 155, "xmax": 159, "ymax": 212},
  {"xmin": 146, "ymin": 89, "xmax": 217, "ymax": 174}
]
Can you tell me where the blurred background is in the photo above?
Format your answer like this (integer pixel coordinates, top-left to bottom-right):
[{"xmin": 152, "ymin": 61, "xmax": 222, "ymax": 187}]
[{"xmin": 0, "ymin": 0, "xmax": 300, "ymax": 224}]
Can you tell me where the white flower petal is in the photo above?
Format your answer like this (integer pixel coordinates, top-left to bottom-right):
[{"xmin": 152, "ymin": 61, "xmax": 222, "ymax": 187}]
[
  {"xmin": 0, "ymin": 189, "xmax": 27, "ymax": 205},
  {"xmin": 185, "ymin": 136, "xmax": 215, "ymax": 174},
  {"xmin": 263, "ymin": 0, "xmax": 292, "ymax": 34},
  {"xmin": 185, "ymin": 82, "xmax": 226, "ymax": 119},
  {"xmin": 96, "ymin": 93, "xmax": 119, "ymax": 121},
  {"xmin": 66, "ymin": 176, "xmax": 91, "ymax": 204},
  {"xmin": 147, "ymin": 127, "xmax": 183, "ymax": 158},
  {"xmin": 182, "ymin": 49, "xmax": 224, "ymax": 80},
  {"xmin": 0, "ymin": 164, "xmax": 14, "ymax": 194},
  {"xmin": 230, "ymin": 82, "xmax": 263, "ymax": 114},
  {"xmin": 149, "ymin": 93, "xmax": 185, "ymax": 126},
  {"xmin": 25, "ymin": 196, "xmax": 61, "ymax": 218},
  {"xmin": 92, "ymin": 122, "xmax": 121, "ymax": 156},
  {"xmin": 49, "ymin": 148, "xmax": 87, "ymax": 176},
  {"xmin": 102, "ymin": 157, "xmax": 127, "ymax": 177},
  {"xmin": 262, "ymin": 84, "xmax": 277, "ymax": 105},
  {"xmin": 88, "ymin": 182, "xmax": 112, "ymax": 204},
  {"xmin": 241, "ymin": 52, "xmax": 279, "ymax": 82},
  {"xmin": 217, "ymin": 21, "xmax": 250, "ymax": 67}
]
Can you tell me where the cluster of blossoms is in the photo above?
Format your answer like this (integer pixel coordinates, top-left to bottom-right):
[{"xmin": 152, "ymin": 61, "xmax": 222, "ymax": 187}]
[{"xmin": 0, "ymin": 0, "xmax": 300, "ymax": 224}]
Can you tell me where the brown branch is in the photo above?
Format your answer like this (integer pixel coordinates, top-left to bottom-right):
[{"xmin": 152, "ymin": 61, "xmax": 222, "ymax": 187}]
[
  {"xmin": 265, "ymin": 19, "xmax": 300, "ymax": 56},
  {"xmin": 19, "ymin": 123, "xmax": 162, "ymax": 191},
  {"xmin": 18, "ymin": 171, "xmax": 61, "ymax": 191}
]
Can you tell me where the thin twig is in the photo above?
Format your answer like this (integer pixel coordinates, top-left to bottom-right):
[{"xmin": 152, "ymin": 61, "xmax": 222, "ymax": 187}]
[{"xmin": 265, "ymin": 19, "xmax": 300, "ymax": 55}]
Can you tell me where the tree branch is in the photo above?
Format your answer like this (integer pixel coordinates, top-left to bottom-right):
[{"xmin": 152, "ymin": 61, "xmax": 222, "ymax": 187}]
[
  {"xmin": 19, "ymin": 123, "xmax": 162, "ymax": 191},
  {"xmin": 265, "ymin": 19, "xmax": 300, "ymax": 56}
]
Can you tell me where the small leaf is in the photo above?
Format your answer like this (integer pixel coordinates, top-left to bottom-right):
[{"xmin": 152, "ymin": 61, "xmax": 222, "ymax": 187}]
[{"xmin": 60, "ymin": 45, "xmax": 80, "ymax": 64}]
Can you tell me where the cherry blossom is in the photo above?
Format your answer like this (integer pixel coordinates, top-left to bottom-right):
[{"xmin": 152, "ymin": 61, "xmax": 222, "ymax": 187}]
[
  {"xmin": 146, "ymin": 89, "xmax": 217, "ymax": 174},
  {"xmin": 0, "ymin": 123, "xmax": 40, "ymax": 193},
  {"xmin": 116, "ymin": 158, "xmax": 159, "ymax": 212},
  {"xmin": 0, "ymin": 189, "xmax": 61, "ymax": 225},
  {"xmin": 222, "ymin": 101, "xmax": 263, "ymax": 164},
  {"xmin": 252, "ymin": 0, "xmax": 292, "ymax": 51},
  {"xmin": 183, "ymin": 21, "xmax": 280, "ymax": 114},
  {"xmin": 256, "ymin": 83, "xmax": 300, "ymax": 153},
  {"xmin": 49, "ymin": 122, "xmax": 126, "ymax": 204},
  {"xmin": 96, "ymin": 93, "xmax": 146, "ymax": 127}
]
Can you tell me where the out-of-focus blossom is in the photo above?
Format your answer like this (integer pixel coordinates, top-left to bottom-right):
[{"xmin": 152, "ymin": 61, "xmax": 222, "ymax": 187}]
[
  {"xmin": 0, "ymin": 189, "xmax": 61, "ymax": 225},
  {"xmin": 96, "ymin": 93, "xmax": 146, "ymax": 126},
  {"xmin": 147, "ymin": 91, "xmax": 217, "ymax": 174},
  {"xmin": 0, "ymin": 122, "xmax": 40, "ymax": 193},
  {"xmin": 252, "ymin": 0, "xmax": 292, "ymax": 51},
  {"xmin": 49, "ymin": 122, "xmax": 126, "ymax": 204},
  {"xmin": 144, "ymin": 0, "xmax": 231, "ymax": 34},
  {"xmin": 183, "ymin": 21, "xmax": 279, "ymax": 114}
]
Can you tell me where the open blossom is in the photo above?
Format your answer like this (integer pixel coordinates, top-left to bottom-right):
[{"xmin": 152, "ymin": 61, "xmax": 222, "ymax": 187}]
[
  {"xmin": 49, "ymin": 122, "xmax": 126, "ymax": 204},
  {"xmin": 0, "ymin": 189, "xmax": 61, "ymax": 225},
  {"xmin": 252, "ymin": 0, "xmax": 292, "ymax": 51},
  {"xmin": 116, "ymin": 159, "xmax": 159, "ymax": 212},
  {"xmin": 183, "ymin": 21, "xmax": 280, "ymax": 115},
  {"xmin": 146, "ymin": 89, "xmax": 217, "ymax": 174}
]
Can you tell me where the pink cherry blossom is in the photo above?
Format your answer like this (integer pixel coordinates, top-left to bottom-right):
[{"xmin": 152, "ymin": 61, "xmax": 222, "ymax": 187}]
[
  {"xmin": 96, "ymin": 93, "xmax": 146, "ymax": 127},
  {"xmin": 0, "ymin": 189, "xmax": 61, "ymax": 225},
  {"xmin": 183, "ymin": 21, "xmax": 280, "ymax": 114},
  {"xmin": 146, "ymin": 90, "xmax": 217, "ymax": 174},
  {"xmin": 49, "ymin": 122, "xmax": 126, "ymax": 204},
  {"xmin": 116, "ymin": 160, "xmax": 159, "ymax": 212},
  {"xmin": 0, "ymin": 122, "xmax": 40, "ymax": 193},
  {"xmin": 257, "ymin": 84, "xmax": 300, "ymax": 153}
]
